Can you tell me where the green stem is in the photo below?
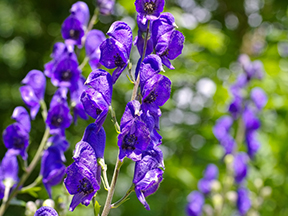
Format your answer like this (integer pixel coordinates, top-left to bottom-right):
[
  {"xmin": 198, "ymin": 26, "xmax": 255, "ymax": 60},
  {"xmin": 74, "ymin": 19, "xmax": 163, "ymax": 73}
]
[
  {"xmin": 111, "ymin": 185, "xmax": 134, "ymax": 208},
  {"xmin": 78, "ymin": 57, "xmax": 89, "ymax": 70},
  {"xmin": 109, "ymin": 106, "xmax": 120, "ymax": 133},
  {"xmin": 101, "ymin": 156, "xmax": 124, "ymax": 216},
  {"xmin": 19, "ymin": 175, "xmax": 43, "ymax": 193},
  {"xmin": 86, "ymin": 8, "xmax": 99, "ymax": 34},
  {"xmin": 40, "ymin": 100, "xmax": 48, "ymax": 121},
  {"xmin": 98, "ymin": 158, "xmax": 110, "ymax": 191},
  {"xmin": 0, "ymin": 127, "xmax": 50, "ymax": 216}
]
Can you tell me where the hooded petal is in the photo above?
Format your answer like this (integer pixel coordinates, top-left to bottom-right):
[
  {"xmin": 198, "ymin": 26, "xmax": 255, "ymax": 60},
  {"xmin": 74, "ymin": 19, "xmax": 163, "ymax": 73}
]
[
  {"xmin": 12, "ymin": 106, "xmax": 31, "ymax": 133},
  {"xmin": 21, "ymin": 70, "xmax": 46, "ymax": 100}
]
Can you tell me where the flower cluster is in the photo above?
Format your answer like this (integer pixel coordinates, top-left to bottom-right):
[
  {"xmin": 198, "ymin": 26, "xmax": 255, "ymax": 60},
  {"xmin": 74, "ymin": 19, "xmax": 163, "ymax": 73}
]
[
  {"xmin": 186, "ymin": 164, "xmax": 218, "ymax": 216},
  {"xmin": 214, "ymin": 54, "xmax": 267, "ymax": 215}
]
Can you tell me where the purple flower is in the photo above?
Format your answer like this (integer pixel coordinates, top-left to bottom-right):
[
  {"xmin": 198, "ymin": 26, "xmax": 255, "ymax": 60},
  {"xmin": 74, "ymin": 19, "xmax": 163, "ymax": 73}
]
[
  {"xmin": 186, "ymin": 191, "xmax": 204, "ymax": 216},
  {"xmin": 234, "ymin": 152, "xmax": 248, "ymax": 184},
  {"xmin": 64, "ymin": 140, "xmax": 101, "ymax": 211},
  {"xmin": 213, "ymin": 115, "xmax": 233, "ymax": 141},
  {"xmin": 20, "ymin": 70, "xmax": 46, "ymax": 119},
  {"xmin": 61, "ymin": 16, "xmax": 85, "ymax": 46},
  {"xmin": 82, "ymin": 124, "xmax": 106, "ymax": 159},
  {"xmin": 100, "ymin": 21, "xmax": 132, "ymax": 83},
  {"xmin": 70, "ymin": 1, "xmax": 90, "ymax": 28},
  {"xmin": 0, "ymin": 151, "xmax": 19, "ymax": 184},
  {"xmin": 46, "ymin": 89, "xmax": 72, "ymax": 135},
  {"xmin": 237, "ymin": 188, "xmax": 251, "ymax": 215},
  {"xmin": 34, "ymin": 206, "xmax": 59, "ymax": 216},
  {"xmin": 242, "ymin": 107, "xmax": 260, "ymax": 131},
  {"xmin": 245, "ymin": 131, "xmax": 260, "ymax": 158},
  {"xmin": 134, "ymin": 31, "xmax": 154, "ymax": 58},
  {"xmin": 47, "ymin": 135, "xmax": 69, "ymax": 161},
  {"xmin": 41, "ymin": 146, "xmax": 66, "ymax": 198},
  {"xmin": 250, "ymin": 87, "xmax": 267, "ymax": 110},
  {"xmin": 239, "ymin": 54, "xmax": 264, "ymax": 80},
  {"xmin": 154, "ymin": 30, "xmax": 184, "ymax": 70},
  {"xmin": 85, "ymin": 69, "xmax": 113, "ymax": 104},
  {"xmin": 135, "ymin": 0, "xmax": 165, "ymax": 22},
  {"xmin": 80, "ymin": 88, "xmax": 109, "ymax": 129},
  {"xmin": 203, "ymin": 164, "xmax": 218, "ymax": 180},
  {"xmin": 228, "ymin": 96, "xmax": 243, "ymax": 119},
  {"xmin": 21, "ymin": 70, "xmax": 46, "ymax": 101},
  {"xmin": 219, "ymin": 134, "xmax": 236, "ymax": 155},
  {"xmin": 197, "ymin": 179, "xmax": 212, "ymax": 195},
  {"xmin": 118, "ymin": 101, "xmax": 151, "ymax": 161},
  {"xmin": 96, "ymin": 0, "xmax": 115, "ymax": 15},
  {"xmin": 141, "ymin": 102, "xmax": 161, "ymax": 131},
  {"xmin": 85, "ymin": 30, "xmax": 106, "ymax": 69},
  {"xmin": 12, "ymin": 106, "xmax": 31, "ymax": 133},
  {"xmin": 142, "ymin": 74, "xmax": 171, "ymax": 106},
  {"xmin": 50, "ymin": 54, "xmax": 81, "ymax": 91},
  {"xmin": 133, "ymin": 147, "xmax": 164, "ymax": 210}
]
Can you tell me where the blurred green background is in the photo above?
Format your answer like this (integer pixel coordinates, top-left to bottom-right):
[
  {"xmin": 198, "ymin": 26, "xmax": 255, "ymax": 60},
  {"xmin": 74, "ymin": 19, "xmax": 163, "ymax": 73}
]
[{"xmin": 1, "ymin": 0, "xmax": 288, "ymax": 215}]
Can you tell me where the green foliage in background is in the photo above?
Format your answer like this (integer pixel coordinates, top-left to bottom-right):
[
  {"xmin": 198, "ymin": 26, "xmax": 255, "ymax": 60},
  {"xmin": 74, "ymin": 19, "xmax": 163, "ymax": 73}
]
[{"xmin": 1, "ymin": 0, "xmax": 288, "ymax": 215}]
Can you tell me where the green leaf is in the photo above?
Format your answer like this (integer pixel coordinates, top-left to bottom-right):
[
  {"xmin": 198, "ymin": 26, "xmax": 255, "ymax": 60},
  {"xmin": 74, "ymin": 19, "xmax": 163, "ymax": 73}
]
[
  {"xmin": 94, "ymin": 200, "xmax": 101, "ymax": 216},
  {"xmin": 10, "ymin": 198, "xmax": 26, "ymax": 207}
]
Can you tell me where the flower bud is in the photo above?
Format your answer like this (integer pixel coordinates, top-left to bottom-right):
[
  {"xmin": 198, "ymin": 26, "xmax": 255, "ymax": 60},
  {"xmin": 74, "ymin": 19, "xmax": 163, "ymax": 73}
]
[{"xmin": 25, "ymin": 201, "xmax": 37, "ymax": 216}]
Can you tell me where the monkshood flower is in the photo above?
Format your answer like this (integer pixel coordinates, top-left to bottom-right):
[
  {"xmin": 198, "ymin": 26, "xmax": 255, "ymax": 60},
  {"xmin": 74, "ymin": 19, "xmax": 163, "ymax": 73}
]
[
  {"xmin": 198, "ymin": 164, "xmax": 218, "ymax": 194},
  {"xmin": 186, "ymin": 191, "xmax": 204, "ymax": 216},
  {"xmin": 47, "ymin": 135, "xmax": 69, "ymax": 162},
  {"xmin": 154, "ymin": 30, "xmax": 185, "ymax": 70},
  {"xmin": 237, "ymin": 187, "xmax": 251, "ymax": 215},
  {"xmin": 50, "ymin": 53, "xmax": 81, "ymax": 91},
  {"xmin": 46, "ymin": 88, "xmax": 72, "ymax": 135},
  {"xmin": 0, "ymin": 151, "xmax": 19, "ymax": 186},
  {"xmin": 96, "ymin": 0, "xmax": 115, "ymax": 15},
  {"xmin": 250, "ymin": 87, "xmax": 267, "ymax": 110},
  {"xmin": 245, "ymin": 131, "xmax": 260, "ymax": 158},
  {"xmin": 41, "ymin": 145, "xmax": 66, "ymax": 198},
  {"xmin": 34, "ymin": 206, "xmax": 59, "ymax": 216},
  {"xmin": 238, "ymin": 54, "xmax": 264, "ymax": 80},
  {"xmin": 20, "ymin": 70, "xmax": 46, "ymax": 119},
  {"xmin": 62, "ymin": 15, "xmax": 85, "ymax": 46},
  {"xmin": 135, "ymin": 0, "xmax": 165, "ymax": 23},
  {"xmin": 85, "ymin": 30, "xmax": 106, "ymax": 69},
  {"xmin": 233, "ymin": 152, "xmax": 248, "ymax": 184},
  {"xmin": 100, "ymin": 21, "xmax": 132, "ymax": 83},
  {"xmin": 133, "ymin": 146, "xmax": 164, "ymax": 210},
  {"xmin": 228, "ymin": 95, "xmax": 243, "ymax": 119},
  {"xmin": 3, "ymin": 107, "xmax": 30, "ymax": 159},
  {"xmin": 242, "ymin": 107, "xmax": 260, "ymax": 131},
  {"xmin": 70, "ymin": 1, "xmax": 90, "ymax": 28},
  {"xmin": 70, "ymin": 77, "xmax": 89, "ymax": 124},
  {"xmin": 118, "ymin": 100, "xmax": 151, "ymax": 161}
]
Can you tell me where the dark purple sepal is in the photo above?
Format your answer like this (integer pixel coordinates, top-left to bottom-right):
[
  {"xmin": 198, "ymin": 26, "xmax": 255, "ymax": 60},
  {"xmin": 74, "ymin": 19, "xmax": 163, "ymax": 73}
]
[
  {"xmin": 99, "ymin": 38, "xmax": 128, "ymax": 84},
  {"xmin": 135, "ymin": 0, "xmax": 165, "ymax": 22},
  {"xmin": 229, "ymin": 96, "xmax": 243, "ymax": 119},
  {"xmin": 41, "ymin": 146, "xmax": 66, "ymax": 198},
  {"xmin": 3, "ymin": 123, "xmax": 29, "ymax": 160},
  {"xmin": 0, "ymin": 183, "xmax": 4, "ymax": 200},
  {"xmin": 70, "ymin": 1, "xmax": 90, "ymax": 27},
  {"xmin": 152, "ymin": 12, "xmax": 176, "ymax": 45},
  {"xmin": 47, "ymin": 135, "xmax": 69, "ymax": 161},
  {"xmin": 186, "ymin": 191, "xmax": 204, "ymax": 216},
  {"xmin": 245, "ymin": 131, "xmax": 260, "ymax": 158},
  {"xmin": 50, "ymin": 88, "xmax": 68, "ymax": 108},
  {"xmin": 139, "ymin": 54, "xmax": 163, "ymax": 88},
  {"xmin": 61, "ymin": 15, "xmax": 85, "ymax": 46},
  {"xmin": 82, "ymin": 124, "xmax": 106, "ymax": 159},
  {"xmin": 141, "ymin": 102, "xmax": 161, "ymax": 131},
  {"xmin": 80, "ymin": 89, "xmax": 109, "ymax": 128},
  {"xmin": 85, "ymin": 30, "xmax": 106, "ymax": 69},
  {"xmin": 34, "ymin": 206, "xmax": 59, "ymax": 216},
  {"xmin": 250, "ymin": 87, "xmax": 267, "ymax": 110},
  {"xmin": 85, "ymin": 69, "xmax": 113, "ymax": 104},
  {"xmin": 64, "ymin": 162, "xmax": 100, "ymax": 211},
  {"xmin": 51, "ymin": 56, "xmax": 81, "ymax": 91},
  {"xmin": 120, "ymin": 100, "xmax": 141, "ymax": 131},
  {"xmin": 107, "ymin": 21, "xmax": 133, "ymax": 56},
  {"xmin": 155, "ymin": 30, "xmax": 184, "ymax": 70},
  {"xmin": 22, "ymin": 70, "xmax": 46, "ymax": 101},
  {"xmin": 142, "ymin": 74, "xmax": 171, "ymax": 107},
  {"xmin": 237, "ymin": 188, "xmax": 251, "ymax": 215},
  {"xmin": 134, "ymin": 31, "xmax": 154, "ymax": 58},
  {"xmin": 12, "ymin": 106, "xmax": 31, "ymax": 133},
  {"xmin": 118, "ymin": 118, "xmax": 151, "ymax": 161},
  {"xmin": 0, "ymin": 151, "xmax": 19, "ymax": 183},
  {"xmin": 134, "ymin": 168, "xmax": 163, "ymax": 210},
  {"xmin": 96, "ymin": 0, "xmax": 115, "ymax": 15},
  {"xmin": 19, "ymin": 85, "xmax": 40, "ymax": 120},
  {"xmin": 73, "ymin": 141, "xmax": 98, "ymax": 173},
  {"xmin": 234, "ymin": 152, "xmax": 248, "ymax": 184}
]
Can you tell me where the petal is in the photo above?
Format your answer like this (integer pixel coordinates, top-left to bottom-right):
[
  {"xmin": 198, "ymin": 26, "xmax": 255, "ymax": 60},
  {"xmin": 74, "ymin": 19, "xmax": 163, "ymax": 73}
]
[
  {"xmin": 12, "ymin": 106, "xmax": 31, "ymax": 133},
  {"xmin": 70, "ymin": 1, "xmax": 90, "ymax": 27},
  {"xmin": 21, "ymin": 70, "xmax": 46, "ymax": 100}
]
